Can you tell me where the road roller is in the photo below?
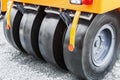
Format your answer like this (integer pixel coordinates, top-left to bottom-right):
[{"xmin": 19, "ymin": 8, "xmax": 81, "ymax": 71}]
[{"xmin": 3, "ymin": 0, "xmax": 120, "ymax": 80}]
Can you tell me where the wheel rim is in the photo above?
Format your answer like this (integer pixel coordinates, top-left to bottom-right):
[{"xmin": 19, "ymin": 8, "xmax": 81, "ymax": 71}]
[{"xmin": 92, "ymin": 24, "xmax": 115, "ymax": 67}]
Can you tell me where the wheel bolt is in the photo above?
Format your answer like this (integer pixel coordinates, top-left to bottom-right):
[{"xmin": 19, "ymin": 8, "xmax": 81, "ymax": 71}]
[
  {"xmin": 100, "ymin": 46, "xmax": 104, "ymax": 49},
  {"xmin": 101, "ymin": 39, "xmax": 105, "ymax": 42}
]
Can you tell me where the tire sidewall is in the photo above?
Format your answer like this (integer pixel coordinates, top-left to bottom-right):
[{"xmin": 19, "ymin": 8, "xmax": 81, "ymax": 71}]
[{"xmin": 82, "ymin": 12, "xmax": 120, "ymax": 80}]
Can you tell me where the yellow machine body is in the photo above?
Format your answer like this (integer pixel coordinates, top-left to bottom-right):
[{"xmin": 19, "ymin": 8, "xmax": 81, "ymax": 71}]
[
  {"xmin": 14, "ymin": 0, "xmax": 120, "ymax": 14},
  {"xmin": 1, "ymin": 0, "xmax": 8, "ymax": 12}
]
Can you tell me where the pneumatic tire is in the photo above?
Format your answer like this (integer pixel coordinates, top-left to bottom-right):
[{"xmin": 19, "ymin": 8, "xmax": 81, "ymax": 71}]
[
  {"xmin": 19, "ymin": 7, "xmax": 45, "ymax": 59},
  {"xmin": 63, "ymin": 11, "xmax": 120, "ymax": 80},
  {"xmin": 3, "ymin": 7, "xmax": 25, "ymax": 52},
  {"xmin": 39, "ymin": 13, "xmax": 67, "ymax": 69}
]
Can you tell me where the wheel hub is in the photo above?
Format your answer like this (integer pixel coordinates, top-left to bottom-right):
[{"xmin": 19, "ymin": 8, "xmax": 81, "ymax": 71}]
[
  {"xmin": 92, "ymin": 24, "xmax": 115, "ymax": 67},
  {"xmin": 94, "ymin": 36, "xmax": 101, "ymax": 48}
]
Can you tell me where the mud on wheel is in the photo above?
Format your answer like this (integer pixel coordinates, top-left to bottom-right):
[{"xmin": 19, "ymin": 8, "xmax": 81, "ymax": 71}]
[{"xmin": 63, "ymin": 11, "xmax": 120, "ymax": 80}]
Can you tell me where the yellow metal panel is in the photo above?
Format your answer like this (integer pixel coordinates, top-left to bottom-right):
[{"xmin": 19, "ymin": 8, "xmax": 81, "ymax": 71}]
[
  {"xmin": 14, "ymin": 0, "xmax": 120, "ymax": 14},
  {"xmin": 101, "ymin": 0, "xmax": 120, "ymax": 13},
  {"xmin": 1, "ymin": 0, "xmax": 8, "ymax": 12}
]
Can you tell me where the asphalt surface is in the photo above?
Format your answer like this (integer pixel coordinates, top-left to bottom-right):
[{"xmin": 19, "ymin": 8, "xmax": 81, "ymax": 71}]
[{"xmin": 0, "ymin": 19, "xmax": 120, "ymax": 80}]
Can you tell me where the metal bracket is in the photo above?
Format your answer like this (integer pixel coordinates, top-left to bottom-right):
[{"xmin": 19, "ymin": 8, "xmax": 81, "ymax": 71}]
[
  {"xmin": 59, "ymin": 12, "xmax": 72, "ymax": 27},
  {"xmin": 24, "ymin": 5, "xmax": 40, "ymax": 11},
  {"xmin": 16, "ymin": 4, "xmax": 26, "ymax": 14},
  {"xmin": 45, "ymin": 8, "xmax": 93, "ymax": 21}
]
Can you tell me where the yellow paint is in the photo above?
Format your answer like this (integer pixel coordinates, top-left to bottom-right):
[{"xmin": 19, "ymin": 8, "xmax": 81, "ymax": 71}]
[
  {"xmin": 59, "ymin": 8, "xmax": 62, "ymax": 12},
  {"xmin": 1, "ymin": 0, "xmax": 8, "ymax": 12},
  {"xmin": 68, "ymin": 11, "xmax": 81, "ymax": 52}
]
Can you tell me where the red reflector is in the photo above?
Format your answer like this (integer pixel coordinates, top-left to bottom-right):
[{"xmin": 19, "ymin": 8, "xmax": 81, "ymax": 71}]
[{"xmin": 82, "ymin": 0, "xmax": 93, "ymax": 5}]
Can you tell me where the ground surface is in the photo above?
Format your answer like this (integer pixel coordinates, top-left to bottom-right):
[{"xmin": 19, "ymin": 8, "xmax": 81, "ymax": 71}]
[{"xmin": 0, "ymin": 19, "xmax": 120, "ymax": 80}]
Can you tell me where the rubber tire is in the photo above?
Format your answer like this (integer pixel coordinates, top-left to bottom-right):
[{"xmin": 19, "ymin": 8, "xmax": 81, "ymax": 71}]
[
  {"xmin": 63, "ymin": 11, "xmax": 120, "ymax": 80},
  {"xmin": 3, "ymin": 7, "xmax": 25, "ymax": 52},
  {"xmin": 19, "ymin": 7, "xmax": 45, "ymax": 59},
  {"xmin": 39, "ymin": 13, "xmax": 67, "ymax": 69}
]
